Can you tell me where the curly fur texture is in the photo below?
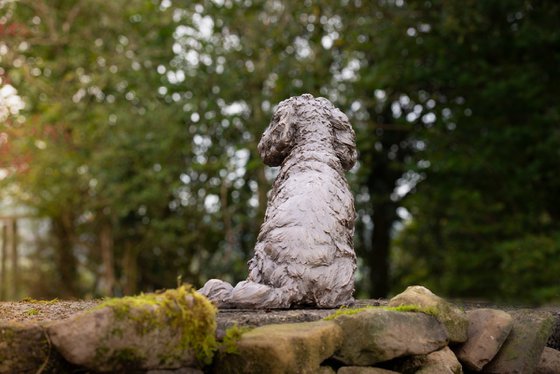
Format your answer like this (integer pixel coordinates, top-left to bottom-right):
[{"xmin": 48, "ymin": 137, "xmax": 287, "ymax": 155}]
[{"xmin": 199, "ymin": 94, "xmax": 357, "ymax": 308}]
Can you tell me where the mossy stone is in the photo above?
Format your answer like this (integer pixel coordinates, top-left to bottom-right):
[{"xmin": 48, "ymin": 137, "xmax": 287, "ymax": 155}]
[
  {"xmin": 332, "ymin": 308, "xmax": 448, "ymax": 366},
  {"xmin": 48, "ymin": 285, "xmax": 218, "ymax": 372},
  {"xmin": 388, "ymin": 285, "xmax": 469, "ymax": 343},
  {"xmin": 483, "ymin": 310, "xmax": 554, "ymax": 374},
  {"xmin": 454, "ymin": 308, "xmax": 513, "ymax": 370},
  {"xmin": 0, "ymin": 322, "xmax": 69, "ymax": 373},
  {"xmin": 212, "ymin": 320, "xmax": 342, "ymax": 374}
]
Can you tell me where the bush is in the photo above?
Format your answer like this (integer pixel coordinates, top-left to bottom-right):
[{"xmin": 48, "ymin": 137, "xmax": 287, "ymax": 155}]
[{"xmin": 497, "ymin": 233, "xmax": 560, "ymax": 304}]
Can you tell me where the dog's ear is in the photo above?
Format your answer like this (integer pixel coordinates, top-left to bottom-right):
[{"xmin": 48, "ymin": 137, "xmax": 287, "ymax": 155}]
[
  {"xmin": 330, "ymin": 107, "xmax": 357, "ymax": 171},
  {"xmin": 258, "ymin": 99, "xmax": 297, "ymax": 166}
]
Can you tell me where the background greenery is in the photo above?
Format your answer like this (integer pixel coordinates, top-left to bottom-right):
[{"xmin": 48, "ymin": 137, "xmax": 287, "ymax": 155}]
[{"xmin": 1, "ymin": 0, "xmax": 558, "ymax": 304}]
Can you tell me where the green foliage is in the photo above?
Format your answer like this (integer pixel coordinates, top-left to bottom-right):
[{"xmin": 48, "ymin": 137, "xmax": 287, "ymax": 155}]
[
  {"xmin": 497, "ymin": 235, "xmax": 560, "ymax": 304},
  {"xmin": 390, "ymin": 0, "xmax": 560, "ymax": 304},
  {"xmin": 1, "ymin": 0, "xmax": 558, "ymax": 304},
  {"xmin": 1, "ymin": 0, "xmax": 226, "ymax": 296}
]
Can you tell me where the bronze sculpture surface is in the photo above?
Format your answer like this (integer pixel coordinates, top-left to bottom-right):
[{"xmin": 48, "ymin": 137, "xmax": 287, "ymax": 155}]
[{"xmin": 199, "ymin": 94, "xmax": 357, "ymax": 308}]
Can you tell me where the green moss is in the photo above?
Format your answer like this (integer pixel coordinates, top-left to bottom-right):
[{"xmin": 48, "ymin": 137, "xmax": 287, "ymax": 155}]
[
  {"xmin": 93, "ymin": 285, "xmax": 218, "ymax": 365},
  {"xmin": 108, "ymin": 347, "xmax": 144, "ymax": 367},
  {"xmin": 94, "ymin": 345, "xmax": 110, "ymax": 363},
  {"xmin": 25, "ymin": 308, "xmax": 40, "ymax": 316},
  {"xmin": 323, "ymin": 306, "xmax": 373, "ymax": 319},
  {"xmin": 110, "ymin": 327, "xmax": 124, "ymax": 338},
  {"xmin": 324, "ymin": 304, "xmax": 438, "ymax": 320},
  {"xmin": 220, "ymin": 325, "xmax": 252, "ymax": 354},
  {"xmin": 20, "ymin": 297, "xmax": 59, "ymax": 305},
  {"xmin": 391, "ymin": 304, "xmax": 438, "ymax": 316}
]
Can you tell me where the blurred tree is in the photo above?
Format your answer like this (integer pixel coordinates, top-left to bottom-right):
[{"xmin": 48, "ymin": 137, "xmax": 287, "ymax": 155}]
[
  {"xmin": 2, "ymin": 0, "xmax": 558, "ymax": 303},
  {"xmin": 389, "ymin": 0, "xmax": 560, "ymax": 303},
  {"xmin": 4, "ymin": 0, "xmax": 414, "ymax": 298},
  {"xmin": 335, "ymin": 2, "xmax": 433, "ymax": 297},
  {"xmin": 0, "ymin": 0, "xmax": 208, "ymax": 296},
  {"xmin": 166, "ymin": 0, "xmax": 348, "ymax": 283}
]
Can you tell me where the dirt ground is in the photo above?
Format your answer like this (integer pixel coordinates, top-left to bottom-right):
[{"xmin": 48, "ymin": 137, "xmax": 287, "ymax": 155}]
[{"xmin": 0, "ymin": 299, "xmax": 100, "ymax": 323}]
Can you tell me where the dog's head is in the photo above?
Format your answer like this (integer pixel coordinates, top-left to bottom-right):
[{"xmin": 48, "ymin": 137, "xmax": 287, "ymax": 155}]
[{"xmin": 258, "ymin": 94, "xmax": 357, "ymax": 171}]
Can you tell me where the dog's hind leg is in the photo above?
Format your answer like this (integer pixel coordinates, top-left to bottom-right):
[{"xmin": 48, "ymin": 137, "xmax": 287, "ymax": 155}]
[
  {"xmin": 228, "ymin": 281, "xmax": 295, "ymax": 309},
  {"xmin": 199, "ymin": 278, "xmax": 296, "ymax": 308}
]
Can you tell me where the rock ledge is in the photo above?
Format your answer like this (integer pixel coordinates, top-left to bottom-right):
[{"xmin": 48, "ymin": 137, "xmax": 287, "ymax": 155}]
[{"xmin": 1, "ymin": 286, "xmax": 559, "ymax": 373}]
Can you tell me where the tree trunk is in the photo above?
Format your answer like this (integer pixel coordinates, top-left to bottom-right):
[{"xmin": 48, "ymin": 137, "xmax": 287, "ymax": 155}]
[
  {"xmin": 10, "ymin": 219, "xmax": 19, "ymax": 299},
  {"xmin": 122, "ymin": 240, "xmax": 138, "ymax": 295},
  {"xmin": 221, "ymin": 179, "xmax": 235, "ymax": 261},
  {"xmin": 362, "ymin": 102, "xmax": 411, "ymax": 298},
  {"xmin": 369, "ymin": 200, "xmax": 396, "ymax": 297},
  {"xmin": 99, "ymin": 222, "xmax": 116, "ymax": 296},
  {"xmin": 363, "ymin": 145, "xmax": 401, "ymax": 298},
  {"xmin": 0, "ymin": 223, "xmax": 7, "ymax": 300},
  {"xmin": 52, "ymin": 214, "xmax": 79, "ymax": 297}
]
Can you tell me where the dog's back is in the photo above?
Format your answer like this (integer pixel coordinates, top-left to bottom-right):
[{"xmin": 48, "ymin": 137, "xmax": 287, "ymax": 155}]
[
  {"xmin": 199, "ymin": 94, "xmax": 357, "ymax": 308},
  {"xmin": 248, "ymin": 94, "xmax": 357, "ymax": 307}
]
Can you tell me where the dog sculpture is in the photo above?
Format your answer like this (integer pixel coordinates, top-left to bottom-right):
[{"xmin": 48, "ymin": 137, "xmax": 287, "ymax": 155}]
[{"xmin": 199, "ymin": 94, "xmax": 357, "ymax": 308}]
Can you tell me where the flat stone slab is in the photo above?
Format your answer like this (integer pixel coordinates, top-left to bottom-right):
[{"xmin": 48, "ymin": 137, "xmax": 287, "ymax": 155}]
[
  {"xmin": 212, "ymin": 320, "xmax": 343, "ymax": 374},
  {"xmin": 331, "ymin": 308, "xmax": 449, "ymax": 366},
  {"xmin": 217, "ymin": 308, "xmax": 337, "ymax": 331},
  {"xmin": 215, "ymin": 299, "xmax": 385, "ymax": 330}
]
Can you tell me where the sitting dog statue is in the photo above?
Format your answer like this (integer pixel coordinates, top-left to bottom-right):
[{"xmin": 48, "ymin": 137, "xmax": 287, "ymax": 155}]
[{"xmin": 199, "ymin": 94, "xmax": 357, "ymax": 308}]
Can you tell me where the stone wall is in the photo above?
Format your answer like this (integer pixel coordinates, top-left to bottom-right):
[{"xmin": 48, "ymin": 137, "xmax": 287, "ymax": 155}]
[{"xmin": 1, "ymin": 285, "xmax": 559, "ymax": 373}]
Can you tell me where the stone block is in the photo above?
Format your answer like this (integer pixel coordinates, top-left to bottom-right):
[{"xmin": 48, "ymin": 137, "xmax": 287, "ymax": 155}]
[
  {"xmin": 454, "ymin": 308, "xmax": 513, "ymax": 371},
  {"xmin": 546, "ymin": 312, "xmax": 560, "ymax": 350},
  {"xmin": 483, "ymin": 310, "xmax": 554, "ymax": 374},
  {"xmin": 212, "ymin": 320, "xmax": 343, "ymax": 374},
  {"xmin": 338, "ymin": 367, "xmax": 400, "ymax": 374},
  {"xmin": 535, "ymin": 347, "xmax": 560, "ymax": 374},
  {"xmin": 388, "ymin": 285, "xmax": 469, "ymax": 343},
  {"xmin": 146, "ymin": 369, "xmax": 203, "ymax": 374},
  {"xmin": 0, "ymin": 322, "xmax": 67, "ymax": 373},
  {"xmin": 392, "ymin": 346, "xmax": 462, "ymax": 374},
  {"xmin": 47, "ymin": 286, "xmax": 217, "ymax": 372},
  {"xmin": 417, "ymin": 346, "xmax": 463, "ymax": 374},
  {"xmin": 332, "ymin": 308, "xmax": 448, "ymax": 366},
  {"xmin": 318, "ymin": 366, "xmax": 337, "ymax": 374}
]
